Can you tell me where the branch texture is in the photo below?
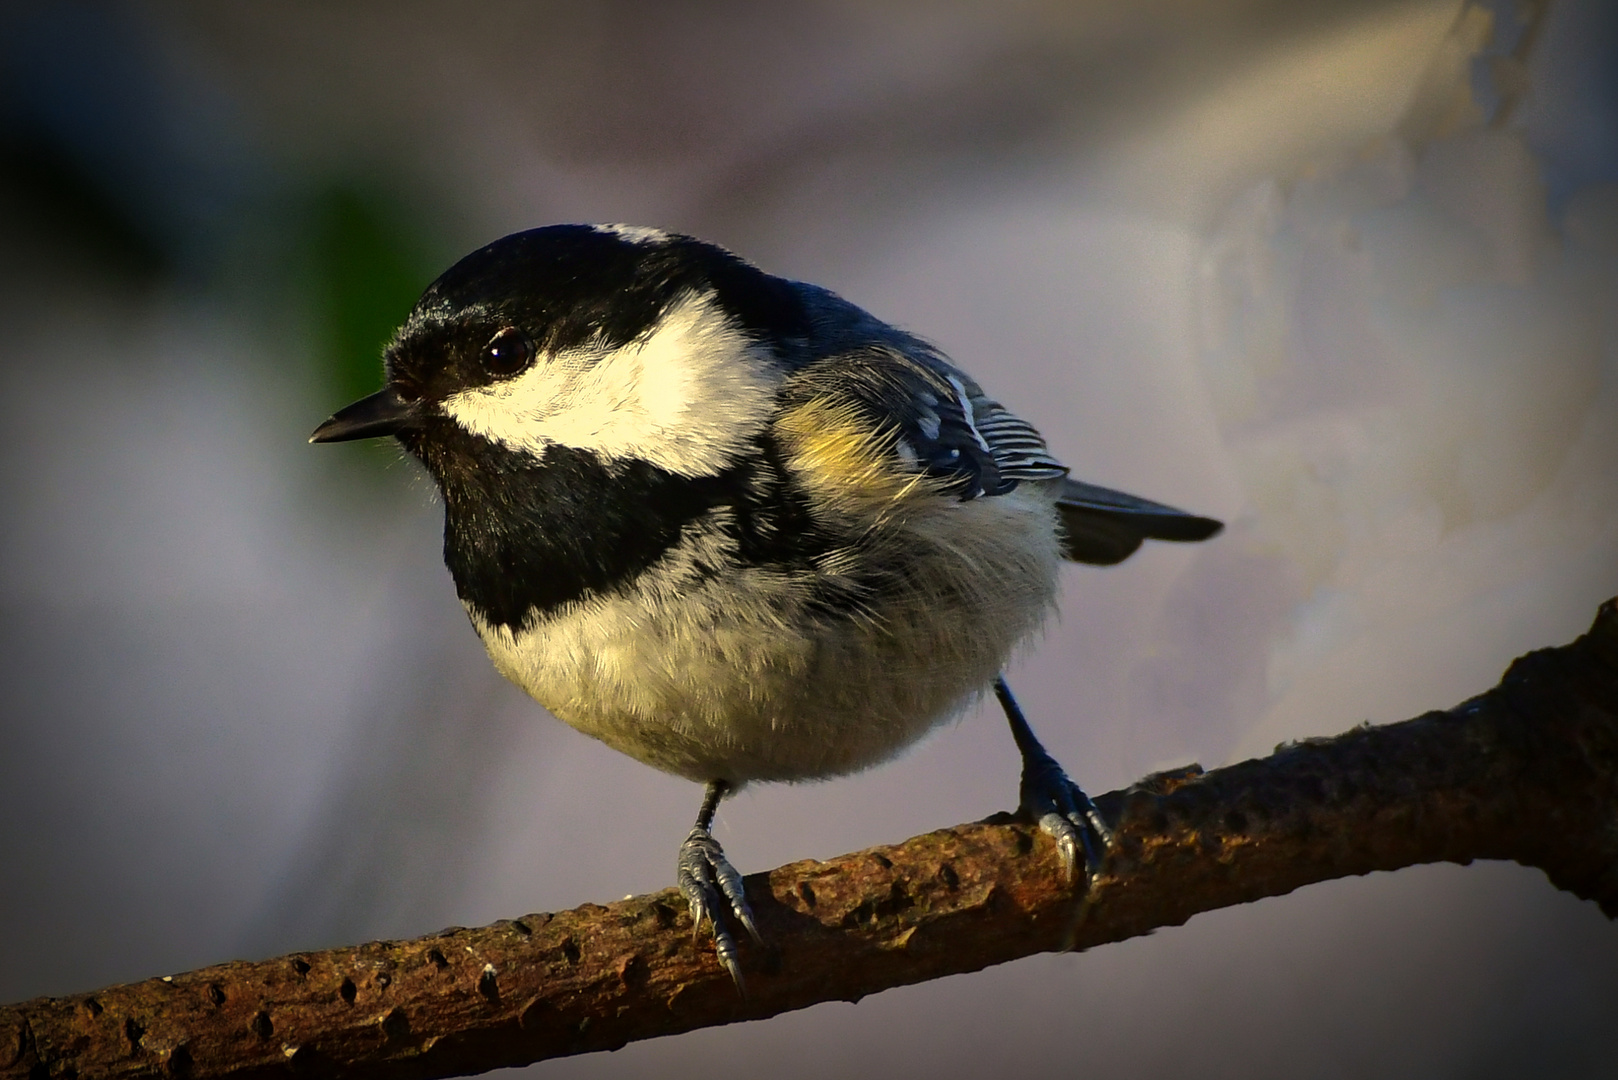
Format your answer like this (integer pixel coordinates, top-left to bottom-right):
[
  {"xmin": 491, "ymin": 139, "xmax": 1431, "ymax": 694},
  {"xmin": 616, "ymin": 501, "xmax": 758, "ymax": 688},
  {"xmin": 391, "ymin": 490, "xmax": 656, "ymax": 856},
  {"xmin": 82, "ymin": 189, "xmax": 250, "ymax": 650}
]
[{"xmin": 6, "ymin": 598, "xmax": 1617, "ymax": 1080}]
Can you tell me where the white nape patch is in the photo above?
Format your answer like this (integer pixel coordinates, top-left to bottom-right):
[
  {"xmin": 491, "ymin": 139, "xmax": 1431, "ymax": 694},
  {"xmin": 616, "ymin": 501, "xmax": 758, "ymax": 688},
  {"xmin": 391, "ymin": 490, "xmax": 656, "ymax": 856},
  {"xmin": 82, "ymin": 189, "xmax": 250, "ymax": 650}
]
[
  {"xmin": 593, "ymin": 223, "xmax": 669, "ymax": 245},
  {"xmin": 441, "ymin": 291, "xmax": 778, "ymax": 477}
]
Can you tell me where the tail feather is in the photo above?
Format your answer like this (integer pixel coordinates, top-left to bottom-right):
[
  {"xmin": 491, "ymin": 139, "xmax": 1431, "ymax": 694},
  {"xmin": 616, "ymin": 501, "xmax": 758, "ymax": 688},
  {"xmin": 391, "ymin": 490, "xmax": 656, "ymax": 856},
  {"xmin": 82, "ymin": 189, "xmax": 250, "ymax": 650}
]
[{"xmin": 1056, "ymin": 478, "xmax": 1223, "ymax": 565}]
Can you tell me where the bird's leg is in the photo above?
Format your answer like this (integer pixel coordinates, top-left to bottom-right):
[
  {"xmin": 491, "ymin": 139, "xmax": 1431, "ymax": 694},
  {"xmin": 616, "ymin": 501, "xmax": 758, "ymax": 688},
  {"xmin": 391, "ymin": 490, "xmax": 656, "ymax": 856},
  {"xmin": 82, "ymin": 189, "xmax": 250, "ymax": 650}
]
[
  {"xmin": 676, "ymin": 779, "xmax": 762, "ymax": 991},
  {"xmin": 994, "ymin": 675, "xmax": 1114, "ymax": 886}
]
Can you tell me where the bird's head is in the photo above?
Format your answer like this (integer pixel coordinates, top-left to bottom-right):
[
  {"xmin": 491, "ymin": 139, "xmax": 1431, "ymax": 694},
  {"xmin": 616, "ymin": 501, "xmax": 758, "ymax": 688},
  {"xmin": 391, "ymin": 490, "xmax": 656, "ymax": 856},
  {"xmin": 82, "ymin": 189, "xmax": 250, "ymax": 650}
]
[{"xmin": 310, "ymin": 224, "xmax": 809, "ymax": 482}]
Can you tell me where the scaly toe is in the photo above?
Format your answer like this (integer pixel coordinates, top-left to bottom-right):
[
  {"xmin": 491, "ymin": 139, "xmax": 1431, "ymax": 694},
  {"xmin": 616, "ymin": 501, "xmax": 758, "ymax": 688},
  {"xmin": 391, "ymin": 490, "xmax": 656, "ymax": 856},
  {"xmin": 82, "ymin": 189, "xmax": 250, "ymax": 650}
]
[
  {"xmin": 677, "ymin": 828, "xmax": 759, "ymax": 992},
  {"xmin": 1023, "ymin": 759, "xmax": 1112, "ymax": 887}
]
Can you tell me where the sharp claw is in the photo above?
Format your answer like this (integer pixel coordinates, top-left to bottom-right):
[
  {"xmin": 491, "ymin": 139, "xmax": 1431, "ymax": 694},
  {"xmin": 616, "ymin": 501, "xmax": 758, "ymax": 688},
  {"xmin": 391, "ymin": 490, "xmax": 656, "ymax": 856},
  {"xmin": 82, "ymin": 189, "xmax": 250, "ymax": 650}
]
[
  {"xmin": 1039, "ymin": 811, "xmax": 1080, "ymax": 883},
  {"xmin": 720, "ymin": 949, "xmax": 748, "ymax": 997},
  {"xmin": 1057, "ymin": 843, "xmax": 1078, "ymax": 884},
  {"xmin": 1072, "ymin": 811, "xmax": 1103, "ymax": 879},
  {"xmin": 711, "ymin": 905, "xmax": 749, "ymax": 996},
  {"xmin": 729, "ymin": 894, "xmax": 764, "ymax": 946},
  {"xmin": 733, "ymin": 905, "xmax": 763, "ymax": 945},
  {"xmin": 1025, "ymin": 763, "xmax": 1110, "ymax": 887},
  {"xmin": 709, "ymin": 850, "xmax": 763, "ymax": 944},
  {"xmin": 677, "ymin": 826, "xmax": 761, "ymax": 990}
]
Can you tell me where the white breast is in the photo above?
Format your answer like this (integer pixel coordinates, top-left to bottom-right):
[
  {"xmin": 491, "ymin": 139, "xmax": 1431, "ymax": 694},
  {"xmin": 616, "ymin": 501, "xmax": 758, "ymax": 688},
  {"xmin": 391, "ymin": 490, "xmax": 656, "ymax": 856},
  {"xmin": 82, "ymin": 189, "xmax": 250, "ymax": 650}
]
[{"xmin": 469, "ymin": 483, "xmax": 1065, "ymax": 785}]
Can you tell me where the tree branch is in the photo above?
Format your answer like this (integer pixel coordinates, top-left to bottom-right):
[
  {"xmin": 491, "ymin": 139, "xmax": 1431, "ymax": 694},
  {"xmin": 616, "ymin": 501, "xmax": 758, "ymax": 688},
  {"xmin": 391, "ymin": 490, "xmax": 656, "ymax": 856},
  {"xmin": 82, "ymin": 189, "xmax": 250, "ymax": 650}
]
[{"xmin": 7, "ymin": 598, "xmax": 1617, "ymax": 1080}]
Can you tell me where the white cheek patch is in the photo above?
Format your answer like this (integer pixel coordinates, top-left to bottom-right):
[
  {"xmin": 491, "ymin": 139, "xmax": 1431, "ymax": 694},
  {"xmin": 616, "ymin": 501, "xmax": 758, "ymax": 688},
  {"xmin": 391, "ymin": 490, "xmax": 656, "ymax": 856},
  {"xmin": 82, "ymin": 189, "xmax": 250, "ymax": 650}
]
[{"xmin": 440, "ymin": 291, "xmax": 779, "ymax": 478}]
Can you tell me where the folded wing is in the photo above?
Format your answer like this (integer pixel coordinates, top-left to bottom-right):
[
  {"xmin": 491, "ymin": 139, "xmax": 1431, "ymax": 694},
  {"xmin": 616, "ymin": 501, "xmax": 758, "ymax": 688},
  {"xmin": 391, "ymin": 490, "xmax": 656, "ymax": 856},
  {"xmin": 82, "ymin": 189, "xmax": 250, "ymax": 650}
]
[{"xmin": 777, "ymin": 334, "xmax": 1223, "ymax": 565}]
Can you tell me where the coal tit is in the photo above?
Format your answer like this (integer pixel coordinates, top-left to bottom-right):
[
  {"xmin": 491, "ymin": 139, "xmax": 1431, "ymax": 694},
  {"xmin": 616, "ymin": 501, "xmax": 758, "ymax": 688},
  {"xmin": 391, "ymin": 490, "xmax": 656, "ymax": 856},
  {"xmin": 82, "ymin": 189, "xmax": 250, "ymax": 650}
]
[{"xmin": 311, "ymin": 224, "xmax": 1221, "ymax": 987}]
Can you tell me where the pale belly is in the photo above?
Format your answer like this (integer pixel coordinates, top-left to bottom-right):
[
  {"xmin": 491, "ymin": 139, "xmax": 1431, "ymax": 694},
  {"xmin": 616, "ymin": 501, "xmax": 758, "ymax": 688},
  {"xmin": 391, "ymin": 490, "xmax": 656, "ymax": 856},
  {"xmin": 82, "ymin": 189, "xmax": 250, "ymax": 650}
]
[{"xmin": 470, "ymin": 484, "xmax": 1063, "ymax": 784}]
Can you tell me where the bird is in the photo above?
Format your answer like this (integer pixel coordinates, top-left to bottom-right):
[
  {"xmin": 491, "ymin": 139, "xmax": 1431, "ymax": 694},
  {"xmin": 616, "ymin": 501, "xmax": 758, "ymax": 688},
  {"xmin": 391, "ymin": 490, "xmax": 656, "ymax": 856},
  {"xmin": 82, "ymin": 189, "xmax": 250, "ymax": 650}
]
[{"xmin": 311, "ymin": 223, "xmax": 1221, "ymax": 988}]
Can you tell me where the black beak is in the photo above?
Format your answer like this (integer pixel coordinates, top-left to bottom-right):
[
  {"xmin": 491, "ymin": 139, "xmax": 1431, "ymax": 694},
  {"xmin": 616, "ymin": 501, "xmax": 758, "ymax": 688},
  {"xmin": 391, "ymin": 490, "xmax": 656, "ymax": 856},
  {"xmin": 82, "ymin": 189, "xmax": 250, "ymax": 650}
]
[{"xmin": 309, "ymin": 387, "xmax": 418, "ymax": 444}]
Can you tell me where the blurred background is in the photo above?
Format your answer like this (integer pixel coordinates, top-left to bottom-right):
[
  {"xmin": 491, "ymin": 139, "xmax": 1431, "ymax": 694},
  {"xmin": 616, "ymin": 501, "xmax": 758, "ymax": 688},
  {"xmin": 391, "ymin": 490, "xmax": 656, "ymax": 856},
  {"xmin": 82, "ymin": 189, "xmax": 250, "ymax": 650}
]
[{"xmin": 2, "ymin": 0, "xmax": 1615, "ymax": 1076}]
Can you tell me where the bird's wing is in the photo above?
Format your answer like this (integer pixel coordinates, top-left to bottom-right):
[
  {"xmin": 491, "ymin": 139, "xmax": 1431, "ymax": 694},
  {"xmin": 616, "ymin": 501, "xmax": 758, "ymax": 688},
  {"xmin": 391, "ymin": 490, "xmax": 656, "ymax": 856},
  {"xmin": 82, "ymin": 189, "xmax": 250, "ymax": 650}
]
[
  {"xmin": 777, "ymin": 344, "xmax": 1066, "ymax": 500},
  {"xmin": 775, "ymin": 344, "xmax": 1223, "ymax": 564},
  {"xmin": 1054, "ymin": 478, "xmax": 1223, "ymax": 565}
]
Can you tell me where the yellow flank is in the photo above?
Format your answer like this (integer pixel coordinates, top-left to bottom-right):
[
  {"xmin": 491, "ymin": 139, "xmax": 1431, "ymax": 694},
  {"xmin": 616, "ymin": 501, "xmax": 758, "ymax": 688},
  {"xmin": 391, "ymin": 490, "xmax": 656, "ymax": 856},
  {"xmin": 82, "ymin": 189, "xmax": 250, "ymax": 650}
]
[{"xmin": 773, "ymin": 397, "xmax": 941, "ymax": 521}]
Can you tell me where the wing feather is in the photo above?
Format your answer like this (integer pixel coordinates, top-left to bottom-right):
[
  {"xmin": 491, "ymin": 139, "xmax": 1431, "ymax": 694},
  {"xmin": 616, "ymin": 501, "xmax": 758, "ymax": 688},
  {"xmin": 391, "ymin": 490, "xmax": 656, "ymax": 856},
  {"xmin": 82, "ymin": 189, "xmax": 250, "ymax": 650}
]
[
  {"xmin": 776, "ymin": 343, "xmax": 1064, "ymax": 499},
  {"xmin": 771, "ymin": 299, "xmax": 1222, "ymax": 566}
]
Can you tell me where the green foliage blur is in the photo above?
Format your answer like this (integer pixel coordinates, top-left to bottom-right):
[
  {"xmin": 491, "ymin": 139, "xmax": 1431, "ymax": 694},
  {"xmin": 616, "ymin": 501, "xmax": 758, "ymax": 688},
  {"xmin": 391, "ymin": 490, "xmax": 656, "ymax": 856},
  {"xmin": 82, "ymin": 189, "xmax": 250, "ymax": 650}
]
[{"xmin": 304, "ymin": 185, "xmax": 443, "ymax": 408}]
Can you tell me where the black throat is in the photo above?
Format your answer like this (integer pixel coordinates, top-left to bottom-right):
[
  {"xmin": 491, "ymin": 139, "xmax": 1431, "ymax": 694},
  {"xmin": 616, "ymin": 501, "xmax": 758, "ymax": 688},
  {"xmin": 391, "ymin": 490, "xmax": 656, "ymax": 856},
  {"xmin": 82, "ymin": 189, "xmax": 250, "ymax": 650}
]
[{"xmin": 408, "ymin": 422, "xmax": 737, "ymax": 631}]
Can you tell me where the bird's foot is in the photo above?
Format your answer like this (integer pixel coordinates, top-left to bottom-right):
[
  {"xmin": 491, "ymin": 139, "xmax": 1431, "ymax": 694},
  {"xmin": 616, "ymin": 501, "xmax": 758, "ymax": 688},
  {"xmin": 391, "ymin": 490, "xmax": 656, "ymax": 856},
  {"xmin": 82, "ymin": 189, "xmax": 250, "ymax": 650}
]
[
  {"xmin": 676, "ymin": 826, "xmax": 761, "ymax": 992},
  {"xmin": 1020, "ymin": 747, "xmax": 1114, "ymax": 887}
]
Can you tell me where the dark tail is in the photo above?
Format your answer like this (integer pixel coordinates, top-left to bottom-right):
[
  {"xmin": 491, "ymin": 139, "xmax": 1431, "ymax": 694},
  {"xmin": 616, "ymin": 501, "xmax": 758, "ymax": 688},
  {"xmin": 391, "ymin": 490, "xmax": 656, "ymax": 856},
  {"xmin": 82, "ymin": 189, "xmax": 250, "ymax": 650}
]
[{"xmin": 1055, "ymin": 478, "xmax": 1223, "ymax": 565}]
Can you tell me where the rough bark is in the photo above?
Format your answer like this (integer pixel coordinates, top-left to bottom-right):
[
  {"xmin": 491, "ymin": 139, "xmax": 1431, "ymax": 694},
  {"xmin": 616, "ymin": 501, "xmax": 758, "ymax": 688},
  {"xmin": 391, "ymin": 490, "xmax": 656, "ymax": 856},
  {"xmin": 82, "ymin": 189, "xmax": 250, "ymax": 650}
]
[{"xmin": 6, "ymin": 597, "xmax": 1617, "ymax": 1080}]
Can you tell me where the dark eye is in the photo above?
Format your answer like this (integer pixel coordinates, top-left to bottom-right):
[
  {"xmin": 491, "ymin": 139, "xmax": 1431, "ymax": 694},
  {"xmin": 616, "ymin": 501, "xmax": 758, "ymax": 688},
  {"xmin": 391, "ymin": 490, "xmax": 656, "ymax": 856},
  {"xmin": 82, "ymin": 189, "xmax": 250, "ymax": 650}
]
[{"xmin": 480, "ymin": 327, "xmax": 532, "ymax": 377}]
